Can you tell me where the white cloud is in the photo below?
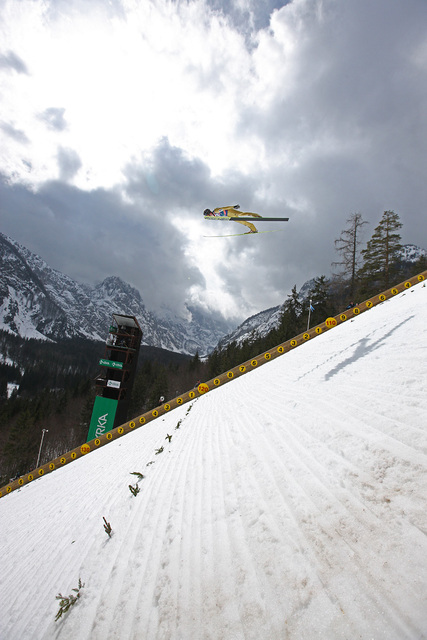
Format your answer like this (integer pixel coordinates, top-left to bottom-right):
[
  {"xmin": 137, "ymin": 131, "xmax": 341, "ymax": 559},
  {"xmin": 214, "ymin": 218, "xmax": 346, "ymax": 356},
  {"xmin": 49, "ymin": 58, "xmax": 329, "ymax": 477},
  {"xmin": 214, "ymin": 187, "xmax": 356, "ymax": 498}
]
[
  {"xmin": 0, "ymin": 0, "xmax": 255, "ymax": 188},
  {"xmin": 1, "ymin": 0, "xmax": 427, "ymax": 325}
]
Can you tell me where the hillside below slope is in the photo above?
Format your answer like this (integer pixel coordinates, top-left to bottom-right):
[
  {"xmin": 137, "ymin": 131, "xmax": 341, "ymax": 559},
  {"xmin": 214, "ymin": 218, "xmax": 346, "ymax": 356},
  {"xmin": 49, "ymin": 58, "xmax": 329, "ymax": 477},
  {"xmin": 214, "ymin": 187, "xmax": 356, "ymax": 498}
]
[{"xmin": 0, "ymin": 282, "xmax": 426, "ymax": 640}]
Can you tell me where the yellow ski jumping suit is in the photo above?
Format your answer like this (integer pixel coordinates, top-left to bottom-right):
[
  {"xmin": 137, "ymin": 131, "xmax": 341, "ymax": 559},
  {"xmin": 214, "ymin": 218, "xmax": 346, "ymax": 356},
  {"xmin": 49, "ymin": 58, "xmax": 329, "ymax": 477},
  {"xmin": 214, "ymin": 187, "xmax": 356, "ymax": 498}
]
[{"xmin": 212, "ymin": 206, "xmax": 262, "ymax": 233}]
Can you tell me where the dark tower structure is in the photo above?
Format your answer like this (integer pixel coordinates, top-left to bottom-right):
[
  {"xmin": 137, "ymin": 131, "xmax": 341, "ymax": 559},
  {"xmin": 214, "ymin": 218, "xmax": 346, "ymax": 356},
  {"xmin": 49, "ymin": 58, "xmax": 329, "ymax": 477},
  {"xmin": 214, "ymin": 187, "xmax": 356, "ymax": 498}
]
[{"xmin": 87, "ymin": 314, "xmax": 142, "ymax": 441}]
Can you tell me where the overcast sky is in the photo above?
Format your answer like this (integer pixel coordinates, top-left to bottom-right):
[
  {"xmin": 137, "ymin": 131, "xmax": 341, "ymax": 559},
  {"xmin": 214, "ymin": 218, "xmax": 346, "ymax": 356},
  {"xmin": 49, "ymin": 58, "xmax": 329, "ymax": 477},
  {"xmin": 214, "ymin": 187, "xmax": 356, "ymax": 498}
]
[{"xmin": 1, "ymin": 0, "xmax": 426, "ymax": 325}]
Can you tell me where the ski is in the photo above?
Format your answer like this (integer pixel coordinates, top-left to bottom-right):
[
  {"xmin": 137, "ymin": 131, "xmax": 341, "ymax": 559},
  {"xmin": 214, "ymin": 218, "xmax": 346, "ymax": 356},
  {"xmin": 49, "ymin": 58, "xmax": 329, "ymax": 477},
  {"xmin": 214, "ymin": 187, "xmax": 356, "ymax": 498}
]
[
  {"xmin": 203, "ymin": 230, "xmax": 280, "ymax": 237},
  {"xmin": 204, "ymin": 216, "xmax": 289, "ymax": 222},
  {"xmin": 231, "ymin": 217, "xmax": 289, "ymax": 222}
]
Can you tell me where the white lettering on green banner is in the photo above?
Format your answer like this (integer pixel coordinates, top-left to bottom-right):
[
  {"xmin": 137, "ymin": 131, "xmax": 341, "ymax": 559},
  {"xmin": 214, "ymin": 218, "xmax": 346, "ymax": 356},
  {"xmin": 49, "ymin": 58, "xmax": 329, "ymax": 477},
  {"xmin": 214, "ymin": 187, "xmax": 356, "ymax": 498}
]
[
  {"xmin": 99, "ymin": 358, "xmax": 123, "ymax": 369},
  {"xmin": 87, "ymin": 396, "xmax": 119, "ymax": 441}
]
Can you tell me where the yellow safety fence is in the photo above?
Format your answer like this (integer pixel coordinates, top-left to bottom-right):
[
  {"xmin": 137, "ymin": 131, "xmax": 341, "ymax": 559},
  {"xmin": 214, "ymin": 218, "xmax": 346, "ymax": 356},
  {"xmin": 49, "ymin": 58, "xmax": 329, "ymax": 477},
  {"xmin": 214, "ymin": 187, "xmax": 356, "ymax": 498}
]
[{"xmin": 1, "ymin": 270, "xmax": 426, "ymax": 499}]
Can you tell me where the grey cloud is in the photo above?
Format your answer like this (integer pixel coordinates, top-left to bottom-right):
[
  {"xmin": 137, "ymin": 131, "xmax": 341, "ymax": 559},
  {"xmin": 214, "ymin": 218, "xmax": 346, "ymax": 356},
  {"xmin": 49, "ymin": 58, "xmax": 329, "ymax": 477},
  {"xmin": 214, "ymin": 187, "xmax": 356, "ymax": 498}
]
[
  {"xmin": 57, "ymin": 147, "xmax": 82, "ymax": 181},
  {"xmin": 203, "ymin": 0, "xmax": 291, "ymax": 34},
  {"xmin": 0, "ymin": 121, "xmax": 29, "ymax": 144},
  {"xmin": 0, "ymin": 172, "xmax": 205, "ymax": 319},
  {"xmin": 240, "ymin": 0, "xmax": 427, "ymax": 148},
  {"xmin": 39, "ymin": 107, "xmax": 68, "ymax": 131},
  {"xmin": 232, "ymin": 0, "xmax": 427, "ymax": 270},
  {"xmin": 124, "ymin": 138, "xmax": 300, "ymax": 313},
  {"xmin": 123, "ymin": 138, "xmax": 212, "ymax": 209},
  {"xmin": 124, "ymin": 137, "xmax": 263, "ymax": 219},
  {"xmin": 122, "ymin": 137, "xmax": 373, "ymax": 315},
  {"xmin": 0, "ymin": 50, "xmax": 29, "ymax": 74}
]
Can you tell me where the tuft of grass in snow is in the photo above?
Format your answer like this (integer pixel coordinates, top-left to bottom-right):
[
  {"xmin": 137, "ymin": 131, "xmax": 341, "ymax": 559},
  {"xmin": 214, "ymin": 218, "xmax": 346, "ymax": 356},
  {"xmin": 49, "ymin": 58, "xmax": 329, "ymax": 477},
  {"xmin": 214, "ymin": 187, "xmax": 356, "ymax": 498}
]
[
  {"xmin": 128, "ymin": 483, "xmax": 140, "ymax": 496},
  {"xmin": 55, "ymin": 578, "xmax": 84, "ymax": 621},
  {"xmin": 103, "ymin": 516, "xmax": 112, "ymax": 538},
  {"xmin": 130, "ymin": 471, "xmax": 145, "ymax": 481}
]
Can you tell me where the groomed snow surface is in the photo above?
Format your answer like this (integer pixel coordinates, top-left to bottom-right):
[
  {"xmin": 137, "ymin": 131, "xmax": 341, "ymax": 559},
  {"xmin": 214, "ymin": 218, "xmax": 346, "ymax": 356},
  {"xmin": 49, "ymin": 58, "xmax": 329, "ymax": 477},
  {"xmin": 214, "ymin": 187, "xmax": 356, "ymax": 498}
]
[{"xmin": 1, "ymin": 283, "xmax": 426, "ymax": 640}]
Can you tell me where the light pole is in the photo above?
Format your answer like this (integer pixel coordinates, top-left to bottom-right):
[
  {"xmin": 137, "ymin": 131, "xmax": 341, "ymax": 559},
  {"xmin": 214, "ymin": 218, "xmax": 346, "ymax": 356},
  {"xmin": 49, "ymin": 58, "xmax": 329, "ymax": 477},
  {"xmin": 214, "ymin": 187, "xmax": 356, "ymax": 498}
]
[
  {"xmin": 36, "ymin": 429, "xmax": 48, "ymax": 468},
  {"xmin": 307, "ymin": 299, "xmax": 313, "ymax": 331}
]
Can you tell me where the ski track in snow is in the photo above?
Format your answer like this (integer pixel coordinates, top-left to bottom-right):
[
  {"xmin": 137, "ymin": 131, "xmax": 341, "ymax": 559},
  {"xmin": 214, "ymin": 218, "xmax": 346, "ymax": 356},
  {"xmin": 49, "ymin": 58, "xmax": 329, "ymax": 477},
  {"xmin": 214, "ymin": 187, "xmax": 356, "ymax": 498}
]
[{"xmin": 0, "ymin": 285, "xmax": 426, "ymax": 639}]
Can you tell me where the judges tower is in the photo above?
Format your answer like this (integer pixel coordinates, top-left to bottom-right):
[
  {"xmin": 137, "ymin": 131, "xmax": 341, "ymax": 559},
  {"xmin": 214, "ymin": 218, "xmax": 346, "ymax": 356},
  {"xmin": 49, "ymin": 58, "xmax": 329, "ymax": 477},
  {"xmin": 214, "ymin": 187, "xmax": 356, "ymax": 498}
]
[{"xmin": 87, "ymin": 314, "xmax": 142, "ymax": 441}]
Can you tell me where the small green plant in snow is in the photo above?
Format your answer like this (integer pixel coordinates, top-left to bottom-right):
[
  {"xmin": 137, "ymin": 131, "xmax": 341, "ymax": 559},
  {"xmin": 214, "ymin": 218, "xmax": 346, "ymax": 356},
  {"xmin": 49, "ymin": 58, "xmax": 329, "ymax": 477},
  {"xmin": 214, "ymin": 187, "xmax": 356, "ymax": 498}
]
[
  {"xmin": 129, "ymin": 483, "xmax": 140, "ymax": 496},
  {"xmin": 55, "ymin": 578, "xmax": 85, "ymax": 621},
  {"xmin": 130, "ymin": 471, "xmax": 145, "ymax": 481},
  {"xmin": 103, "ymin": 517, "xmax": 112, "ymax": 537}
]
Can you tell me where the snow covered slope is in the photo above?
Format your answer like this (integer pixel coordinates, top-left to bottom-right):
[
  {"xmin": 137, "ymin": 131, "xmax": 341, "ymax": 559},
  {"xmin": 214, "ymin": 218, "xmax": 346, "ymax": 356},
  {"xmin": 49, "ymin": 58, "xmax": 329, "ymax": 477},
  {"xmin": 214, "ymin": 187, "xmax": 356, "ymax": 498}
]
[{"xmin": 0, "ymin": 282, "xmax": 426, "ymax": 640}]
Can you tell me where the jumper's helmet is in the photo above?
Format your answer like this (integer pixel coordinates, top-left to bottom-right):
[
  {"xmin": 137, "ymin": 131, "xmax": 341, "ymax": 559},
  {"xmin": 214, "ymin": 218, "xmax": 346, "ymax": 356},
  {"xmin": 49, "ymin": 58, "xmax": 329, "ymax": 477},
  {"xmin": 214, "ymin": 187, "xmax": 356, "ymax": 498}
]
[{"xmin": 204, "ymin": 209, "xmax": 212, "ymax": 215}]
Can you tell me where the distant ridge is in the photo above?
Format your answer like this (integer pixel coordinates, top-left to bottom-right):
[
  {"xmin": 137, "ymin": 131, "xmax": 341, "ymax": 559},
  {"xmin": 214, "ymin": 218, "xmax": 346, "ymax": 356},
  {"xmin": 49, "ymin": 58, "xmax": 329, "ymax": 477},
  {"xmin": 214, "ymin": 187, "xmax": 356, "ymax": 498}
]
[{"xmin": 217, "ymin": 244, "xmax": 427, "ymax": 350}]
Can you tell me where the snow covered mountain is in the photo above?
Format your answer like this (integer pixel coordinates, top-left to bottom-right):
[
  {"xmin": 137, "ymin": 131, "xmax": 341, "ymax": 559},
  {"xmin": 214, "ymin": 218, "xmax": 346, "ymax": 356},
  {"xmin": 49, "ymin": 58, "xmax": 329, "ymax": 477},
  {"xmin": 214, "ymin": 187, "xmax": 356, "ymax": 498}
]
[
  {"xmin": 1, "ymin": 280, "xmax": 426, "ymax": 639},
  {"xmin": 399, "ymin": 242, "xmax": 427, "ymax": 262},
  {"xmin": 217, "ymin": 304, "xmax": 283, "ymax": 349},
  {"xmin": 216, "ymin": 280, "xmax": 317, "ymax": 350},
  {"xmin": 0, "ymin": 233, "xmax": 230, "ymax": 354}
]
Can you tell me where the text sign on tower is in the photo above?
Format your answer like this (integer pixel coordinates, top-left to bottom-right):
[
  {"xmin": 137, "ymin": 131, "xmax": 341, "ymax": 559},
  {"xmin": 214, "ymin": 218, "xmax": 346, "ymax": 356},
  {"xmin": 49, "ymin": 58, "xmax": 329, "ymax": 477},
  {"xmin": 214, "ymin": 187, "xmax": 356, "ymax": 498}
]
[
  {"xmin": 107, "ymin": 380, "xmax": 121, "ymax": 389},
  {"xmin": 99, "ymin": 358, "xmax": 123, "ymax": 370}
]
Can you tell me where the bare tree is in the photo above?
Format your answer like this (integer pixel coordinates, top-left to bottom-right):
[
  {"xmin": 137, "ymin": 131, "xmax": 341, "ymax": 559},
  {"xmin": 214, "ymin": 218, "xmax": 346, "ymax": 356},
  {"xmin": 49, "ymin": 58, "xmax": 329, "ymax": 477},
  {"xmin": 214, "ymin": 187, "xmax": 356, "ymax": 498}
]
[{"xmin": 332, "ymin": 212, "xmax": 368, "ymax": 299}]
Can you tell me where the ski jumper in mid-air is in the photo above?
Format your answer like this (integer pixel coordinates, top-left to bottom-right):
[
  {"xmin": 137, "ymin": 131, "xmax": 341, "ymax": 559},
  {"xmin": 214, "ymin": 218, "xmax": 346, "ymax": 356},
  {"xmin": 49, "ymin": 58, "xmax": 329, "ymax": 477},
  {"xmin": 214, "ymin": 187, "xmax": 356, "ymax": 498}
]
[{"xmin": 203, "ymin": 205, "xmax": 262, "ymax": 233}]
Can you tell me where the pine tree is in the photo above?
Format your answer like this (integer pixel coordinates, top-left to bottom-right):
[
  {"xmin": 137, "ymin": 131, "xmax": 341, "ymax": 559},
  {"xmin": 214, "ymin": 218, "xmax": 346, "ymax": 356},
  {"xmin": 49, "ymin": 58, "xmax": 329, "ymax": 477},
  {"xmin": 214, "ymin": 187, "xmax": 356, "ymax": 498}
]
[
  {"xmin": 207, "ymin": 348, "xmax": 222, "ymax": 379},
  {"xmin": 277, "ymin": 285, "xmax": 303, "ymax": 341},
  {"xmin": 147, "ymin": 365, "xmax": 169, "ymax": 409},
  {"xmin": 308, "ymin": 276, "xmax": 335, "ymax": 320},
  {"xmin": 188, "ymin": 351, "xmax": 200, "ymax": 371},
  {"xmin": 359, "ymin": 210, "xmax": 402, "ymax": 293},
  {"xmin": 0, "ymin": 377, "xmax": 7, "ymax": 404},
  {"xmin": 3, "ymin": 409, "xmax": 38, "ymax": 477},
  {"xmin": 414, "ymin": 253, "xmax": 427, "ymax": 274},
  {"xmin": 332, "ymin": 212, "xmax": 368, "ymax": 300}
]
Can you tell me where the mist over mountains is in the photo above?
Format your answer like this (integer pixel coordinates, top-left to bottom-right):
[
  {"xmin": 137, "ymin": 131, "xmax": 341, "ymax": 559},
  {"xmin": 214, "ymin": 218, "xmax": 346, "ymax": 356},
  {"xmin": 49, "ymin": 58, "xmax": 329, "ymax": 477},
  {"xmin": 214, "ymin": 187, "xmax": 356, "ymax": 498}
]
[
  {"xmin": 0, "ymin": 233, "xmax": 231, "ymax": 355},
  {"xmin": 1, "ymin": 232, "xmax": 426, "ymax": 356}
]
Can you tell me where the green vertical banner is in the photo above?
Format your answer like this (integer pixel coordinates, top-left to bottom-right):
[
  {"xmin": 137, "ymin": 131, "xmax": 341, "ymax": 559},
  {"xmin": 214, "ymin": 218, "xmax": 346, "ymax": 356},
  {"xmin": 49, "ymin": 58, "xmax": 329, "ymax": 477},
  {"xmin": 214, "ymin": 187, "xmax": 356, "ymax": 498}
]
[{"xmin": 87, "ymin": 396, "xmax": 118, "ymax": 442}]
